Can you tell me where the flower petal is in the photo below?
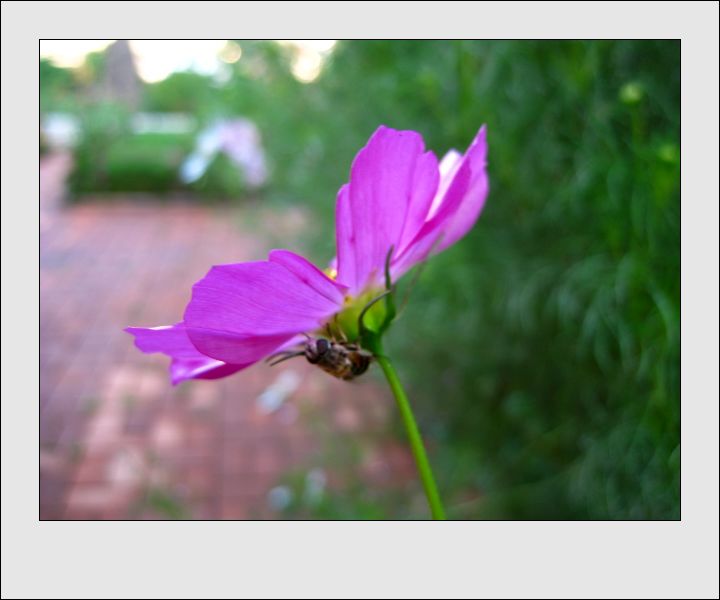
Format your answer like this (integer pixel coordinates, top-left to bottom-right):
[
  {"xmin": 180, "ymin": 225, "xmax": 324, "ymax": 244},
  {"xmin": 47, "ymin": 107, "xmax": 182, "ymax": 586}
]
[
  {"xmin": 431, "ymin": 125, "xmax": 489, "ymax": 253},
  {"xmin": 125, "ymin": 323, "xmax": 248, "ymax": 385},
  {"xmin": 335, "ymin": 183, "xmax": 356, "ymax": 289},
  {"xmin": 428, "ymin": 149, "xmax": 463, "ymax": 220},
  {"xmin": 269, "ymin": 249, "xmax": 347, "ymax": 304},
  {"xmin": 336, "ymin": 126, "xmax": 439, "ymax": 292},
  {"xmin": 392, "ymin": 126, "xmax": 488, "ymax": 277},
  {"xmin": 396, "ymin": 150, "xmax": 440, "ymax": 254},
  {"xmin": 184, "ymin": 251, "xmax": 344, "ymax": 364}
]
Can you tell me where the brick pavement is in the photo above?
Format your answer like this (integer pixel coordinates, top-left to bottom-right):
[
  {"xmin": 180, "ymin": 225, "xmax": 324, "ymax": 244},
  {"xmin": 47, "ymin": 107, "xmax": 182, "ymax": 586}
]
[{"xmin": 40, "ymin": 153, "xmax": 415, "ymax": 520}]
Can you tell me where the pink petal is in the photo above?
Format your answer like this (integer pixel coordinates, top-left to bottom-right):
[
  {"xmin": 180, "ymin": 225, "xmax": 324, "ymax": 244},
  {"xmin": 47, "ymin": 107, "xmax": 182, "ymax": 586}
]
[
  {"xmin": 335, "ymin": 126, "xmax": 440, "ymax": 293},
  {"xmin": 396, "ymin": 150, "xmax": 440, "ymax": 254},
  {"xmin": 335, "ymin": 183, "xmax": 356, "ymax": 288},
  {"xmin": 184, "ymin": 251, "xmax": 344, "ymax": 364},
  {"xmin": 269, "ymin": 249, "xmax": 347, "ymax": 304},
  {"xmin": 392, "ymin": 126, "xmax": 488, "ymax": 277},
  {"xmin": 125, "ymin": 323, "xmax": 248, "ymax": 385},
  {"xmin": 428, "ymin": 149, "xmax": 463, "ymax": 220},
  {"xmin": 432, "ymin": 125, "xmax": 489, "ymax": 253},
  {"xmin": 391, "ymin": 160, "xmax": 472, "ymax": 279}
]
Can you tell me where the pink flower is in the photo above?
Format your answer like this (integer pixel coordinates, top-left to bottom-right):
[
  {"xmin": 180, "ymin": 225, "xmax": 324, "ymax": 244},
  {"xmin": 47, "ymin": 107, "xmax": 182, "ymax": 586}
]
[{"xmin": 127, "ymin": 125, "xmax": 488, "ymax": 384}]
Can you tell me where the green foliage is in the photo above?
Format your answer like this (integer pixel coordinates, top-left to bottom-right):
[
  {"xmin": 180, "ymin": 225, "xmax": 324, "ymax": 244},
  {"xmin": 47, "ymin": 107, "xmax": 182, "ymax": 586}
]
[
  {"xmin": 384, "ymin": 41, "xmax": 680, "ymax": 520},
  {"xmin": 40, "ymin": 58, "xmax": 80, "ymax": 113},
  {"xmin": 189, "ymin": 153, "xmax": 248, "ymax": 200},
  {"xmin": 68, "ymin": 102, "xmax": 194, "ymax": 197},
  {"xmin": 279, "ymin": 471, "xmax": 414, "ymax": 520},
  {"xmin": 69, "ymin": 125, "xmax": 256, "ymax": 200},
  {"xmin": 40, "ymin": 51, "xmax": 107, "ymax": 114},
  {"xmin": 67, "ymin": 102, "xmax": 133, "ymax": 196},
  {"xmin": 139, "ymin": 487, "xmax": 191, "ymax": 520},
  {"xmin": 143, "ymin": 71, "xmax": 221, "ymax": 115},
  {"xmin": 102, "ymin": 132, "xmax": 194, "ymax": 193},
  {"xmin": 218, "ymin": 41, "xmax": 321, "ymax": 204}
]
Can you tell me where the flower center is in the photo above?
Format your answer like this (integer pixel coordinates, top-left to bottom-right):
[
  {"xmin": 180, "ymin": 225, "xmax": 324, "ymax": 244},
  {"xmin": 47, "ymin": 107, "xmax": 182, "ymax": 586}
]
[{"xmin": 328, "ymin": 288, "xmax": 387, "ymax": 342}]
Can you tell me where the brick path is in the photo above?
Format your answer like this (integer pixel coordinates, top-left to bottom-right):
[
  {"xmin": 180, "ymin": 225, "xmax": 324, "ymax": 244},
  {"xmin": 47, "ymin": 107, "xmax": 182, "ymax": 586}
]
[{"xmin": 40, "ymin": 153, "xmax": 415, "ymax": 519}]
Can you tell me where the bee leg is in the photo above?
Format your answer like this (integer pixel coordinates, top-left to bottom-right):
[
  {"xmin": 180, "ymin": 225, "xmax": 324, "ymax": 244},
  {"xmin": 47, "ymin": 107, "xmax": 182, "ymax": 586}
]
[
  {"xmin": 265, "ymin": 349, "xmax": 301, "ymax": 363},
  {"xmin": 267, "ymin": 351, "xmax": 305, "ymax": 367}
]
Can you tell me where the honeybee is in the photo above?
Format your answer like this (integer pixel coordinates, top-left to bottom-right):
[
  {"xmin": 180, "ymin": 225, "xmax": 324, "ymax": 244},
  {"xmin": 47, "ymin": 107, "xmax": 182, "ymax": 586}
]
[
  {"xmin": 268, "ymin": 290, "xmax": 392, "ymax": 380},
  {"xmin": 267, "ymin": 336, "xmax": 373, "ymax": 381}
]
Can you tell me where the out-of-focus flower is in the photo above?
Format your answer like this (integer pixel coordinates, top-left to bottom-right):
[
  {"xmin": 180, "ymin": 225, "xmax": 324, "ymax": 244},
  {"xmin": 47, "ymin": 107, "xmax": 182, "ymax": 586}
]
[
  {"xmin": 179, "ymin": 118, "xmax": 268, "ymax": 188},
  {"xmin": 128, "ymin": 125, "xmax": 488, "ymax": 383}
]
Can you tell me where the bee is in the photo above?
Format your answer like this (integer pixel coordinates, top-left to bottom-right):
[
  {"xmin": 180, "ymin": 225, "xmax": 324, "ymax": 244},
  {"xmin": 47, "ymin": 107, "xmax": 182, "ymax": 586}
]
[
  {"xmin": 267, "ymin": 289, "xmax": 392, "ymax": 380},
  {"xmin": 267, "ymin": 336, "xmax": 373, "ymax": 381}
]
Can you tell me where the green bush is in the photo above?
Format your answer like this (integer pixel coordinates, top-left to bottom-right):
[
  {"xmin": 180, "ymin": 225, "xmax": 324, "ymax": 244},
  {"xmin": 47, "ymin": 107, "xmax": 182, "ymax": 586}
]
[
  {"xmin": 102, "ymin": 133, "xmax": 194, "ymax": 193},
  {"xmin": 70, "ymin": 129, "xmax": 258, "ymax": 200},
  {"xmin": 69, "ymin": 127, "xmax": 194, "ymax": 197},
  {"xmin": 67, "ymin": 102, "xmax": 133, "ymax": 196},
  {"xmin": 67, "ymin": 96, "xmax": 257, "ymax": 200},
  {"xmin": 388, "ymin": 41, "xmax": 680, "ymax": 520}
]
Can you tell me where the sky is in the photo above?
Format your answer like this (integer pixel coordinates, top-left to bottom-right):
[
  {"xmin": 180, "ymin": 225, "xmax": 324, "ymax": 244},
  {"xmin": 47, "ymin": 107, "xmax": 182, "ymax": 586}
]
[{"xmin": 39, "ymin": 40, "xmax": 337, "ymax": 83}]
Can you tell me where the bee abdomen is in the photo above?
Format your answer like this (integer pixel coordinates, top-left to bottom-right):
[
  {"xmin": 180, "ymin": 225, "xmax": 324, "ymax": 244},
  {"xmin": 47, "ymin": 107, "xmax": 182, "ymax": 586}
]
[{"xmin": 349, "ymin": 354, "xmax": 370, "ymax": 378}]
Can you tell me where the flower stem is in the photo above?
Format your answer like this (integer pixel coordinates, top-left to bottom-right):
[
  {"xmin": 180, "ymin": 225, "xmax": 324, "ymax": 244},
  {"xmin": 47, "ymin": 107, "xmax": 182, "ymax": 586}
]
[{"xmin": 375, "ymin": 353, "xmax": 446, "ymax": 520}]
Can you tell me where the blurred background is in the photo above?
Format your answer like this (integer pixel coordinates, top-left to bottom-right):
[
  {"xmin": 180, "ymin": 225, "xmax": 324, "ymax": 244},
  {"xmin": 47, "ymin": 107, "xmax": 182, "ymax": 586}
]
[{"xmin": 40, "ymin": 40, "xmax": 680, "ymax": 520}]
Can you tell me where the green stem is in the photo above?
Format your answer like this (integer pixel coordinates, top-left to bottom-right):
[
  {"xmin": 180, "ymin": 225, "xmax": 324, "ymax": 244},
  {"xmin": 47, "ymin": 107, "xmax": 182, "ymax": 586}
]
[{"xmin": 376, "ymin": 353, "xmax": 446, "ymax": 520}]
